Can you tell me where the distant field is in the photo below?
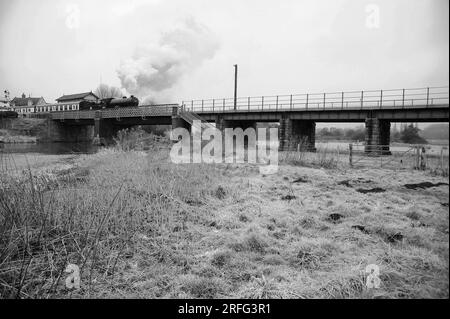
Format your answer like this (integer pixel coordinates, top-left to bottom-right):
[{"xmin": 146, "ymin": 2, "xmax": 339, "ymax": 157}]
[
  {"xmin": 316, "ymin": 140, "xmax": 449, "ymax": 156},
  {"xmin": 426, "ymin": 139, "xmax": 450, "ymax": 146}
]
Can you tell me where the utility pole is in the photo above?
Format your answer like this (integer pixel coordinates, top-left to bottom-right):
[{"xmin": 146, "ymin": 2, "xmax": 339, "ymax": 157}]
[{"xmin": 233, "ymin": 64, "xmax": 238, "ymax": 110}]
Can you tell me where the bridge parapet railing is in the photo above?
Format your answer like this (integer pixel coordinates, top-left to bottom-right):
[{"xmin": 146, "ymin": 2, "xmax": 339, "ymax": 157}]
[
  {"xmin": 51, "ymin": 110, "xmax": 96, "ymax": 120},
  {"xmin": 181, "ymin": 86, "xmax": 449, "ymax": 113},
  {"xmin": 101, "ymin": 104, "xmax": 176, "ymax": 118},
  {"xmin": 50, "ymin": 104, "xmax": 178, "ymax": 120}
]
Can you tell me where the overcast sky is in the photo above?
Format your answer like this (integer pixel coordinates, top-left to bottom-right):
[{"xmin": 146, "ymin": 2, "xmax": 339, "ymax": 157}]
[{"xmin": 0, "ymin": 0, "xmax": 448, "ymax": 104}]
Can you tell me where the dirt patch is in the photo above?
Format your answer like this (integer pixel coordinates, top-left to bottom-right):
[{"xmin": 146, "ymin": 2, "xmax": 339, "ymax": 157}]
[
  {"xmin": 209, "ymin": 221, "xmax": 218, "ymax": 228},
  {"xmin": 327, "ymin": 213, "xmax": 344, "ymax": 223},
  {"xmin": 239, "ymin": 214, "xmax": 250, "ymax": 222},
  {"xmin": 355, "ymin": 178, "xmax": 372, "ymax": 184},
  {"xmin": 338, "ymin": 179, "xmax": 373, "ymax": 188},
  {"xmin": 385, "ymin": 232, "xmax": 404, "ymax": 243},
  {"xmin": 281, "ymin": 194, "xmax": 296, "ymax": 200},
  {"xmin": 351, "ymin": 225, "xmax": 370, "ymax": 234},
  {"xmin": 375, "ymin": 229, "xmax": 404, "ymax": 243},
  {"xmin": 184, "ymin": 198, "xmax": 204, "ymax": 206},
  {"xmin": 293, "ymin": 177, "xmax": 309, "ymax": 183},
  {"xmin": 357, "ymin": 187, "xmax": 386, "ymax": 194},
  {"xmin": 404, "ymin": 182, "xmax": 449, "ymax": 190},
  {"xmin": 337, "ymin": 180, "xmax": 352, "ymax": 187}
]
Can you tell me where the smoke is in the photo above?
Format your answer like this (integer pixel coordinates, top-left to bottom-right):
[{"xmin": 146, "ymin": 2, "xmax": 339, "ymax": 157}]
[{"xmin": 117, "ymin": 18, "xmax": 219, "ymax": 104}]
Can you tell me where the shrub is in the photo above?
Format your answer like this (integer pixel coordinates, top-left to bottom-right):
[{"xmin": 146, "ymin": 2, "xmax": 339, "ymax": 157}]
[{"xmin": 400, "ymin": 124, "xmax": 428, "ymax": 144}]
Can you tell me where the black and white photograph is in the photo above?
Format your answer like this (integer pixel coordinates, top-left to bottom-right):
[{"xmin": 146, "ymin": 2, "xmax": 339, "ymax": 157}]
[{"xmin": 0, "ymin": 0, "xmax": 448, "ymax": 306}]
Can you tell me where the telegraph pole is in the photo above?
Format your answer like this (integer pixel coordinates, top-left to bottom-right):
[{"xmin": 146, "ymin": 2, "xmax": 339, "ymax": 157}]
[{"xmin": 233, "ymin": 64, "xmax": 238, "ymax": 110}]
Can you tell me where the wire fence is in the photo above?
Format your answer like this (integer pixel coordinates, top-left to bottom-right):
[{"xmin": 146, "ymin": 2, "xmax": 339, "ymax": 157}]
[{"xmin": 348, "ymin": 142, "xmax": 449, "ymax": 173}]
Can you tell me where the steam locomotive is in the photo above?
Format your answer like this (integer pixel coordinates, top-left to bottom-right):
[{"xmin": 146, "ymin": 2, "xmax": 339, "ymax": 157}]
[{"xmin": 79, "ymin": 95, "xmax": 139, "ymax": 110}]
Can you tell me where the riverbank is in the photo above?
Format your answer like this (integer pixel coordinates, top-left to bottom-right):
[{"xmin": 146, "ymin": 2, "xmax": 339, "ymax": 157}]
[
  {"xmin": 0, "ymin": 145, "xmax": 448, "ymax": 299},
  {"xmin": 0, "ymin": 129, "xmax": 37, "ymax": 143}
]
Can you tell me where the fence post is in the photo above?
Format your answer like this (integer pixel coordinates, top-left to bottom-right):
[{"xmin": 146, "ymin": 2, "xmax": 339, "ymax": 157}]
[
  {"xmin": 349, "ymin": 143, "xmax": 353, "ymax": 167},
  {"xmin": 323, "ymin": 93, "xmax": 326, "ymax": 109},
  {"xmin": 191, "ymin": 100, "xmax": 193, "ymax": 111},
  {"xmin": 290, "ymin": 94, "xmax": 293, "ymax": 110},
  {"xmin": 415, "ymin": 146, "xmax": 420, "ymax": 169},
  {"xmin": 426, "ymin": 87, "xmax": 430, "ymax": 107},
  {"xmin": 223, "ymin": 98, "xmax": 225, "ymax": 112},
  {"xmin": 212, "ymin": 99, "xmax": 215, "ymax": 112},
  {"xmin": 420, "ymin": 147, "xmax": 427, "ymax": 170},
  {"xmin": 306, "ymin": 94, "xmax": 309, "ymax": 109},
  {"xmin": 248, "ymin": 97, "xmax": 250, "ymax": 111},
  {"xmin": 262, "ymin": 96, "xmax": 264, "ymax": 110},
  {"xmin": 201, "ymin": 100, "xmax": 204, "ymax": 112},
  {"xmin": 276, "ymin": 95, "xmax": 279, "ymax": 111},
  {"xmin": 341, "ymin": 92, "xmax": 344, "ymax": 109}
]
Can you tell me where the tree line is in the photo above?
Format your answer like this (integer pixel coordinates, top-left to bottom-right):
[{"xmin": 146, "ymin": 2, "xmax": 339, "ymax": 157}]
[{"xmin": 317, "ymin": 124, "xmax": 428, "ymax": 144}]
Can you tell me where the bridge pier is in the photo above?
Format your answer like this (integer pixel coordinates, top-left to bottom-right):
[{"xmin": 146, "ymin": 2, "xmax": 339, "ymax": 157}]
[
  {"xmin": 46, "ymin": 118, "xmax": 94, "ymax": 142},
  {"xmin": 215, "ymin": 117, "xmax": 257, "ymax": 148},
  {"xmin": 93, "ymin": 118, "xmax": 115, "ymax": 145},
  {"xmin": 365, "ymin": 118, "xmax": 391, "ymax": 155},
  {"xmin": 172, "ymin": 116, "xmax": 191, "ymax": 132},
  {"xmin": 279, "ymin": 118, "xmax": 316, "ymax": 152}
]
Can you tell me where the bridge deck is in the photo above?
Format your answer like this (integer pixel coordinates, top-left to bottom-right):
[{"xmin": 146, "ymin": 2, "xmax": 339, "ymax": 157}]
[{"xmin": 47, "ymin": 87, "xmax": 448, "ymax": 122}]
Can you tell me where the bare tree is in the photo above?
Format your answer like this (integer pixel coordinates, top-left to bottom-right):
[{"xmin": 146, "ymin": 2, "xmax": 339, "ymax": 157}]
[{"xmin": 95, "ymin": 84, "xmax": 123, "ymax": 99}]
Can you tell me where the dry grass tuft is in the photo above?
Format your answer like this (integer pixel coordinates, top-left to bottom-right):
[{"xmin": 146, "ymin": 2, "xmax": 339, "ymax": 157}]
[
  {"xmin": 229, "ymin": 233, "xmax": 269, "ymax": 254},
  {"xmin": 179, "ymin": 275, "xmax": 226, "ymax": 298}
]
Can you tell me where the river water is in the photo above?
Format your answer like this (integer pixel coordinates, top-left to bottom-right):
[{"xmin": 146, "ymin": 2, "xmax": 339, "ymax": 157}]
[
  {"xmin": 1, "ymin": 140, "xmax": 448, "ymax": 156},
  {"xmin": 0, "ymin": 142, "xmax": 99, "ymax": 155}
]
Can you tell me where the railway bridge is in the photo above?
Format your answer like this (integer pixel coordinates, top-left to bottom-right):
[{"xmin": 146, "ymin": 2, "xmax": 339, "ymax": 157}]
[{"xmin": 47, "ymin": 86, "xmax": 449, "ymax": 153}]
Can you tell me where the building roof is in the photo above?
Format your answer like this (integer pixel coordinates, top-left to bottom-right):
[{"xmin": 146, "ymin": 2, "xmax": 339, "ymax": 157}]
[
  {"xmin": 56, "ymin": 91, "xmax": 98, "ymax": 102},
  {"xmin": 11, "ymin": 97, "xmax": 45, "ymax": 107}
]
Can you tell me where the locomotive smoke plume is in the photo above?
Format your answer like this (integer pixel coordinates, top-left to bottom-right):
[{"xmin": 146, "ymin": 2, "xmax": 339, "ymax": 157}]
[{"xmin": 117, "ymin": 18, "xmax": 219, "ymax": 103}]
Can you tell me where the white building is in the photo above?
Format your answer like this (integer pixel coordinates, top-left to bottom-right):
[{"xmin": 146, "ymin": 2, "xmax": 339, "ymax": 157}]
[
  {"xmin": 10, "ymin": 94, "xmax": 46, "ymax": 115},
  {"xmin": 35, "ymin": 91, "xmax": 100, "ymax": 113}
]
